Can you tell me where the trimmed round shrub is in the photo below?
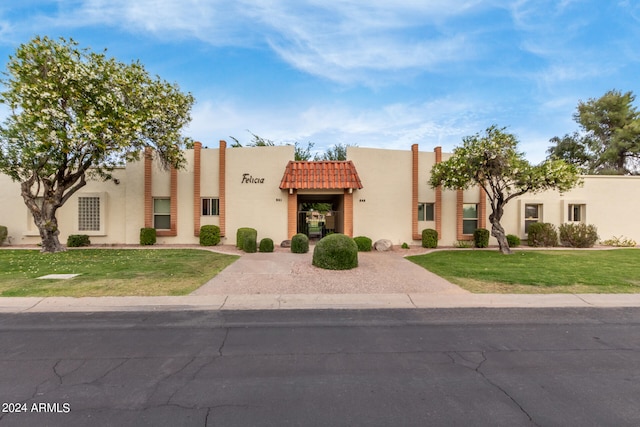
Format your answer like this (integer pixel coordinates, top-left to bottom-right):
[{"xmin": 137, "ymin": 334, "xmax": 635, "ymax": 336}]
[
  {"xmin": 199, "ymin": 225, "xmax": 221, "ymax": 246},
  {"xmin": 243, "ymin": 234, "xmax": 257, "ymax": 253},
  {"xmin": 422, "ymin": 228, "xmax": 438, "ymax": 248},
  {"xmin": 259, "ymin": 237, "xmax": 274, "ymax": 253},
  {"xmin": 312, "ymin": 234, "xmax": 358, "ymax": 270},
  {"xmin": 473, "ymin": 228, "xmax": 490, "ymax": 248},
  {"xmin": 140, "ymin": 228, "xmax": 156, "ymax": 245},
  {"xmin": 353, "ymin": 236, "xmax": 372, "ymax": 252},
  {"xmin": 236, "ymin": 227, "xmax": 257, "ymax": 250},
  {"xmin": 506, "ymin": 234, "xmax": 521, "ymax": 247},
  {"xmin": 401, "ymin": 242, "xmax": 410, "ymax": 249},
  {"xmin": 559, "ymin": 223, "xmax": 599, "ymax": 248},
  {"xmin": 528, "ymin": 223, "xmax": 558, "ymax": 247},
  {"xmin": 291, "ymin": 233, "xmax": 309, "ymax": 254},
  {"xmin": 67, "ymin": 234, "xmax": 91, "ymax": 247}
]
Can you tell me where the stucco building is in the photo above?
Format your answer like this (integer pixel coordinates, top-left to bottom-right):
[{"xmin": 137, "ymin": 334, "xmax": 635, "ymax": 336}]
[{"xmin": 1, "ymin": 142, "xmax": 639, "ymax": 247}]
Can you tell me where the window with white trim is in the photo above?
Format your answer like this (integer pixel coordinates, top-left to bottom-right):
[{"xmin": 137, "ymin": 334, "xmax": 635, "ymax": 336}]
[
  {"xmin": 78, "ymin": 196, "xmax": 100, "ymax": 231},
  {"xmin": 153, "ymin": 198, "xmax": 171, "ymax": 229},
  {"xmin": 418, "ymin": 202, "xmax": 434, "ymax": 221},
  {"xmin": 525, "ymin": 203, "xmax": 542, "ymax": 233},
  {"xmin": 202, "ymin": 198, "xmax": 220, "ymax": 216},
  {"xmin": 568, "ymin": 204, "xmax": 585, "ymax": 222},
  {"xmin": 462, "ymin": 203, "xmax": 478, "ymax": 234}
]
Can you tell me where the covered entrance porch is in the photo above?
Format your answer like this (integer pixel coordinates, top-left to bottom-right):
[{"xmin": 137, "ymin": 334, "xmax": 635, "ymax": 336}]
[{"xmin": 279, "ymin": 160, "xmax": 363, "ymax": 240}]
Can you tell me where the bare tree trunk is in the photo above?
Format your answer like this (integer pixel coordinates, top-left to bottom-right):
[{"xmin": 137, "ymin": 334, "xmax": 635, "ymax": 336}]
[
  {"xmin": 38, "ymin": 217, "xmax": 65, "ymax": 253},
  {"xmin": 489, "ymin": 204, "xmax": 512, "ymax": 255},
  {"xmin": 21, "ymin": 181, "xmax": 66, "ymax": 253}
]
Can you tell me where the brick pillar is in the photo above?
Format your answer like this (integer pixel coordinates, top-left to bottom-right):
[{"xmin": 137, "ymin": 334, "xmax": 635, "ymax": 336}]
[
  {"xmin": 144, "ymin": 147, "xmax": 153, "ymax": 228},
  {"xmin": 411, "ymin": 144, "xmax": 420, "ymax": 240},
  {"xmin": 287, "ymin": 189, "xmax": 297, "ymax": 239},
  {"xmin": 193, "ymin": 142, "xmax": 202, "ymax": 237},
  {"xmin": 169, "ymin": 167, "xmax": 178, "ymax": 236},
  {"xmin": 434, "ymin": 147, "xmax": 442, "ymax": 239},
  {"xmin": 478, "ymin": 186, "xmax": 487, "ymax": 229},
  {"xmin": 219, "ymin": 140, "xmax": 226, "ymax": 237},
  {"xmin": 344, "ymin": 189, "xmax": 353, "ymax": 237},
  {"xmin": 456, "ymin": 189, "xmax": 465, "ymax": 241}
]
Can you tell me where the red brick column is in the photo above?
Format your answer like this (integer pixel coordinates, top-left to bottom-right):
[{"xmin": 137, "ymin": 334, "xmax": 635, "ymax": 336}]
[
  {"xmin": 456, "ymin": 189, "xmax": 467, "ymax": 241},
  {"xmin": 219, "ymin": 140, "xmax": 226, "ymax": 237},
  {"xmin": 287, "ymin": 190, "xmax": 297, "ymax": 239},
  {"xmin": 412, "ymin": 144, "xmax": 420, "ymax": 240},
  {"xmin": 344, "ymin": 189, "xmax": 353, "ymax": 237},
  {"xmin": 193, "ymin": 142, "xmax": 202, "ymax": 237},
  {"xmin": 434, "ymin": 147, "xmax": 442, "ymax": 239},
  {"xmin": 144, "ymin": 147, "xmax": 153, "ymax": 228},
  {"xmin": 478, "ymin": 186, "xmax": 487, "ymax": 229}
]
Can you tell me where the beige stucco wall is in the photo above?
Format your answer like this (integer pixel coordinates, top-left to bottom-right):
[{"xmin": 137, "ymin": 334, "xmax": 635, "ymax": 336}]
[{"xmin": 224, "ymin": 145, "xmax": 294, "ymax": 245}]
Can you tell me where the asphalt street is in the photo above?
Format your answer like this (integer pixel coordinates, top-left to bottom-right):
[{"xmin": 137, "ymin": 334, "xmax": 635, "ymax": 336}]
[{"xmin": 0, "ymin": 308, "xmax": 639, "ymax": 426}]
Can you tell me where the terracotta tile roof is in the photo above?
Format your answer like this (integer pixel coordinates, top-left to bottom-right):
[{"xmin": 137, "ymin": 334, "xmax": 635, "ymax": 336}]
[{"xmin": 279, "ymin": 161, "xmax": 363, "ymax": 190}]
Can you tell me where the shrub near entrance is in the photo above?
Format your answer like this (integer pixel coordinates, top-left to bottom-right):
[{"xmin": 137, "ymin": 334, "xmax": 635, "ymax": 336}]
[
  {"xmin": 312, "ymin": 234, "xmax": 358, "ymax": 270},
  {"xmin": 291, "ymin": 233, "xmax": 309, "ymax": 254}
]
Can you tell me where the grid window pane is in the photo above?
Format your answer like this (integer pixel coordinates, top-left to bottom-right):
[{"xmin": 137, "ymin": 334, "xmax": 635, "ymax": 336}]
[{"xmin": 78, "ymin": 197, "xmax": 100, "ymax": 231}]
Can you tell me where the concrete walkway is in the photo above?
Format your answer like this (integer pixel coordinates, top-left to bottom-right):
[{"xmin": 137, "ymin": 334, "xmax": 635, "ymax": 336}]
[{"xmin": 2, "ymin": 246, "xmax": 640, "ymax": 312}]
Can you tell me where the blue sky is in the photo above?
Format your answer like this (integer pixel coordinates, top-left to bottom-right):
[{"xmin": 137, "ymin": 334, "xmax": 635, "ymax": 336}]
[{"xmin": 1, "ymin": 0, "xmax": 639, "ymax": 162}]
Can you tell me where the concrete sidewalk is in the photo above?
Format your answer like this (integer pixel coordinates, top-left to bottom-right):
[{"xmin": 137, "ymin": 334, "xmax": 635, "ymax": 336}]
[{"xmin": 2, "ymin": 293, "xmax": 640, "ymax": 313}]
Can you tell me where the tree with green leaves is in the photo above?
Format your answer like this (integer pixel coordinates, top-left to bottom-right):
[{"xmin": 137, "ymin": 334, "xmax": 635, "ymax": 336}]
[
  {"xmin": 547, "ymin": 90, "xmax": 640, "ymax": 174},
  {"xmin": 314, "ymin": 143, "xmax": 351, "ymax": 161},
  {"xmin": 430, "ymin": 126, "xmax": 581, "ymax": 254},
  {"xmin": 0, "ymin": 36, "xmax": 194, "ymax": 253}
]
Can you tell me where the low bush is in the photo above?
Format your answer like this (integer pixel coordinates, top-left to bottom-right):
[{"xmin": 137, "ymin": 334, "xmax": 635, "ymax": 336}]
[
  {"xmin": 453, "ymin": 240, "xmax": 473, "ymax": 248},
  {"xmin": 312, "ymin": 234, "xmax": 358, "ymax": 270},
  {"xmin": 473, "ymin": 228, "xmax": 490, "ymax": 248},
  {"xmin": 0, "ymin": 225, "xmax": 7, "ymax": 245},
  {"xmin": 67, "ymin": 234, "xmax": 91, "ymax": 247},
  {"xmin": 422, "ymin": 228, "xmax": 438, "ymax": 248},
  {"xmin": 140, "ymin": 228, "xmax": 156, "ymax": 245},
  {"xmin": 506, "ymin": 234, "xmax": 521, "ymax": 247},
  {"xmin": 291, "ymin": 233, "xmax": 309, "ymax": 254},
  {"xmin": 401, "ymin": 242, "xmax": 410, "ymax": 249},
  {"xmin": 602, "ymin": 236, "xmax": 637, "ymax": 247},
  {"xmin": 527, "ymin": 223, "xmax": 558, "ymax": 247},
  {"xmin": 353, "ymin": 236, "xmax": 372, "ymax": 252},
  {"xmin": 236, "ymin": 227, "xmax": 257, "ymax": 250},
  {"xmin": 559, "ymin": 223, "xmax": 599, "ymax": 248},
  {"xmin": 259, "ymin": 238, "xmax": 274, "ymax": 253},
  {"xmin": 199, "ymin": 225, "xmax": 221, "ymax": 246},
  {"xmin": 243, "ymin": 234, "xmax": 257, "ymax": 253}
]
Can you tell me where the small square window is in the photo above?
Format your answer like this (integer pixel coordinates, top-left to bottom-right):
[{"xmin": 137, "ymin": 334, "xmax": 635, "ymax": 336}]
[
  {"xmin": 568, "ymin": 204, "xmax": 585, "ymax": 222},
  {"xmin": 202, "ymin": 198, "xmax": 220, "ymax": 216},
  {"xmin": 524, "ymin": 203, "xmax": 542, "ymax": 233},
  {"xmin": 418, "ymin": 203, "xmax": 434, "ymax": 221},
  {"xmin": 78, "ymin": 197, "xmax": 100, "ymax": 231}
]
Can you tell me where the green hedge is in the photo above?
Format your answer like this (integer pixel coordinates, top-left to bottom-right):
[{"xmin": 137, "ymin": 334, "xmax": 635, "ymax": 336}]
[
  {"xmin": 140, "ymin": 228, "xmax": 156, "ymax": 245},
  {"xmin": 422, "ymin": 228, "xmax": 438, "ymax": 248},
  {"xmin": 353, "ymin": 236, "xmax": 372, "ymax": 252},
  {"xmin": 0, "ymin": 225, "xmax": 7, "ymax": 245},
  {"xmin": 243, "ymin": 234, "xmax": 257, "ymax": 253},
  {"xmin": 259, "ymin": 237, "xmax": 274, "ymax": 253},
  {"xmin": 528, "ymin": 223, "xmax": 558, "ymax": 247},
  {"xmin": 473, "ymin": 228, "xmax": 490, "ymax": 248},
  {"xmin": 199, "ymin": 225, "xmax": 221, "ymax": 246},
  {"xmin": 291, "ymin": 233, "xmax": 309, "ymax": 254},
  {"xmin": 312, "ymin": 234, "xmax": 358, "ymax": 270},
  {"xmin": 236, "ymin": 227, "xmax": 257, "ymax": 250},
  {"xmin": 559, "ymin": 223, "xmax": 599, "ymax": 248},
  {"xmin": 506, "ymin": 234, "xmax": 521, "ymax": 247},
  {"xmin": 67, "ymin": 234, "xmax": 91, "ymax": 247}
]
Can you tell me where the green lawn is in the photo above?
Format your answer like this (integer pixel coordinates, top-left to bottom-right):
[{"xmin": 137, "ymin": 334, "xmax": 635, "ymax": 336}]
[
  {"xmin": 407, "ymin": 249, "xmax": 640, "ymax": 293},
  {"xmin": 0, "ymin": 249, "xmax": 239, "ymax": 297}
]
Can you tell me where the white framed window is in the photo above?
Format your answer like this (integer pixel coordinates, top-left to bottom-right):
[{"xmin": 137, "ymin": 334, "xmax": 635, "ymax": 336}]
[
  {"xmin": 568, "ymin": 204, "xmax": 586, "ymax": 222},
  {"xmin": 78, "ymin": 196, "xmax": 100, "ymax": 231},
  {"xmin": 462, "ymin": 203, "xmax": 478, "ymax": 234},
  {"xmin": 418, "ymin": 203, "xmax": 434, "ymax": 221},
  {"xmin": 153, "ymin": 198, "xmax": 171, "ymax": 229},
  {"xmin": 202, "ymin": 198, "xmax": 220, "ymax": 216},
  {"xmin": 524, "ymin": 203, "xmax": 542, "ymax": 233}
]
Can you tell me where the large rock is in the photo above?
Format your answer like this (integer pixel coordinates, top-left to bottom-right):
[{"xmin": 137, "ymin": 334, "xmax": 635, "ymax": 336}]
[
  {"xmin": 280, "ymin": 239, "xmax": 292, "ymax": 248},
  {"xmin": 374, "ymin": 239, "xmax": 393, "ymax": 252}
]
